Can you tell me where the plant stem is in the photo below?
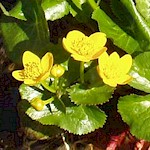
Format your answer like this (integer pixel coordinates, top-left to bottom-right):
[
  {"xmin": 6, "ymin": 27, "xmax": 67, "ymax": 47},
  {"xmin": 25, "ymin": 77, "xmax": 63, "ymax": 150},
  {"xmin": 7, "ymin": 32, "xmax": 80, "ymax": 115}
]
[
  {"xmin": 80, "ymin": 61, "xmax": 85, "ymax": 84},
  {"xmin": 96, "ymin": 0, "xmax": 101, "ymax": 5},
  {"xmin": 0, "ymin": 3, "xmax": 9, "ymax": 16},
  {"xmin": 43, "ymin": 97, "xmax": 54, "ymax": 105},
  {"xmin": 54, "ymin": 77, "xmax": 59, "ymax": 90},
  {"xmin": 88, "ymin": 0, "xmax": 98, "ymax": 10},
  {"xmin": 41, "ymin": 81, "xmax": 56, "ymax": 93}
]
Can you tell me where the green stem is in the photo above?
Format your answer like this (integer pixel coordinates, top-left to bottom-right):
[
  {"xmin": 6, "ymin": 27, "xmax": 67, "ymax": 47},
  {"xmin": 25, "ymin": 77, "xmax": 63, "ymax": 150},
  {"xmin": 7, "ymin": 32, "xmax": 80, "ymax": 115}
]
[
  {"xmin": 0, "ymin": 3, "xmax": 9, "ymax": 16},
  {"xmin": 54, "ymin": 77, "xmax": 59, "ymax": 90},
  {"xmin": 80, "ymin": 61, "xmax": 85, "ymax": 84},
  {"xmin": 96, "ymin": 0, "xmax": 101, "ymax": 5},
  {"xmin": 41, "ymin": 81, "xmax": 56, "ymax": 93},
  {"xmin": 43, "ymin": 97, "xmax": 54, "ymax": 105},
  {"xmin": 88, "ymin": 0, "xmax": 98, "ymax": 10}
]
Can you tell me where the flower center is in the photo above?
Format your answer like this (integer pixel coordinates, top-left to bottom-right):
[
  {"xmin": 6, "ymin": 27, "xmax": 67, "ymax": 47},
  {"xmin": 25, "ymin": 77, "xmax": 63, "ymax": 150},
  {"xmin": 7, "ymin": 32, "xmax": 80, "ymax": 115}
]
[
  {"xmin": 23, "ymin": 62, "xmax": 42, "ymax": 80},
  {"xmin": 71, "ymin": 37, "xmax": 94, "ymax": 56},
  {"xmin": 103, "ymin": 62, "xmax": 122, "ymax": 79}
]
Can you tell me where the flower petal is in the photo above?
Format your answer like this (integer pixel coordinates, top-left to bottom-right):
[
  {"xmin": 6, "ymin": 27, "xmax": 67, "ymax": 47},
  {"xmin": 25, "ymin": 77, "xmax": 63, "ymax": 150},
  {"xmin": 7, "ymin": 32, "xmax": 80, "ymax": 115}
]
[
  {"xmin": 119, "ymin": 54, "xmax": 132, "ymax": 74},
  {"xmin": 66, "ymin": 30, "xmax": 85, "ymax": 42},
  {"xmin": 41, "ymin": 52, "xmax": 53, "ymax": 73},
  {"xmin": 103, "ymin": 78, "xmax": 117, "ymax": 87},
  {"xmin": 71, "ymin": 53, "xmax": 91, "ymax": 62},
  {"xmin": 117, "ymin": 75, "xmax": 133, "ymax": 85},
  {"xmin": 12, "ymin": 70, "xmax": 24, "ymax": 81},
  {"xmin": 98, "ymin": 51, "xmax": 109, "ymax": 69},
  {"xmin": 89, "ymin": 32, "xmax": 107, "ymax": 48},
  {"xmin": 62, "ymin": 30, "xmax": 85, "ymax": 54},
  {"xmin": 109, "ymin": 52, "xmax": 120, "ymax": 63},
  {"xmin": 23, "ymin": 51, "xmax": 40, "ymax": 67},
  {"xmin": 97, "ymin": 68, "xmax": 117, "ymax": 87},
  {"xmin": 24, "ymin": 79, "xmax": 37, "ymax": 85},
  {"xmin": 39, "ymin": 72, "xmax": 50, "ymax": 81},
  {"xmin": 92, "ymin": 47, "xmax": 107, "ymax": 60},
  {"xmin": 62, "ymin": 38, "xmax": 76, "ymax": 54}
]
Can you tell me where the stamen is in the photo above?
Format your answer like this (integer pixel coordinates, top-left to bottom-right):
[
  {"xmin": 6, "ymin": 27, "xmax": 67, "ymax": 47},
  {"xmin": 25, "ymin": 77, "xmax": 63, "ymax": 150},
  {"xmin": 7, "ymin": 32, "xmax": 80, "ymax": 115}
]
[
  {"xmin": 24, "ymin": 62, "xmax": 41, "ymax": 79},
  {"xmin": 103, "ymin": 63, "xmax": 122, "ymax": 79},
  {"xmin": 71, "ymin": 37, "xmax": 94, "ymax": 56}
]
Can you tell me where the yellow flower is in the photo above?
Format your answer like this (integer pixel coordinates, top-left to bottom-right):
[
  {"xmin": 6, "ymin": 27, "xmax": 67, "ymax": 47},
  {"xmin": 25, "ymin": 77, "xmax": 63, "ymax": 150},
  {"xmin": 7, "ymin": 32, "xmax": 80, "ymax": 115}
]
[
  {"xmin": 12, "ymin": 51, "xmax": 53, "ymax": 85},
  {"xmin": 62, "ymin": 30, "xmax": 107, "ymax": 62},
  {"xmin": 97, "ymin": 52, "xmax": 132, "ymax": 87},
  {"xmin": 51, "ymin": 64, "xmax": 65, "ymax": 78}
]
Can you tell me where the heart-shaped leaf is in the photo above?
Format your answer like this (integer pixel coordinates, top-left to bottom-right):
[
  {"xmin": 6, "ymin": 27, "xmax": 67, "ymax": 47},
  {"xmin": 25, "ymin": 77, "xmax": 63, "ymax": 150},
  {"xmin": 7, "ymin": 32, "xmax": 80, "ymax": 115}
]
[
  {"xmin": 118, "ymin": 94, "xmax": 150, "ymax": 141},
  {"xmin": 19, "ymin": 83, "xmax": 107, "ymax": 135},
  {"xmin": 68, "ymin": 83, "xmax": 114, "ymax": 105},
  {"xmin": 129, "ymin": 52, "xmax": 150, "ymax": 93},
  {"xmin": 20, "ymin": 99, "xmax": 106, "ymax": 135}
]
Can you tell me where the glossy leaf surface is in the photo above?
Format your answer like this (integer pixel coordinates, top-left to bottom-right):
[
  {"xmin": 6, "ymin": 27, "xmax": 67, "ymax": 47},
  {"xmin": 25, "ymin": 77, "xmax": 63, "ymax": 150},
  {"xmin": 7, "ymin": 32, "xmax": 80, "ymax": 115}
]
[
  {"xmin": 135, "ymin": 0, "xmax": 150, "ymax": 27},
  {"xmin": 0, "ymin": 0, "xmax": 50, "ymax": 64},
  {"xmin": 92, "ymin": 8, "xmax": 141, "ymax": 54},
  {"xmin": 9, "ymin": 0, "xmax": 70, "ymax": 21},
  {"xmin": 19, "ymin": 83, "xmax": 107, "ymax": 135},
  {"xmin": 69, "ymin": 83, "xmax": 114, "ymax": 105},
  {"xmin": 129, "ymin": 52, "xmax": 150, "ymax": 93},
  {"xmin": 118, "ymin": 94, "xmax": 150, "ymax": 141}
]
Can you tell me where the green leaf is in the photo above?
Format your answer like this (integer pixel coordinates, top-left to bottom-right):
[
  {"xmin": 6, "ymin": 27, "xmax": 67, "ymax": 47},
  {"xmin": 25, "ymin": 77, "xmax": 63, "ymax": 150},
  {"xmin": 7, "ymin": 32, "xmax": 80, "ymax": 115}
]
[
  {"xmin": 20, "ymin": 100, "xmax": 106, "ymax": 135},
  {"xmin": 121, "ymin": 0, "xmax": 150, "ymax": 51},
  {"xmin": 135, "ymin": 0, "xmax": 150, "ymax": 27},
  {"xmin": 92, "ymin": 8, "xmax": 141, "ymax": 54},
  {"xmin": 0, "ymin": 0, "xmax": 51, "ymax": 64},
  {"xmin": 129, "ymin": 52, "xmax": 150, "ymax": 93},
  {"xmin": 110, "ymin": 0, "xmax": 150, "ymax": 44},
  {"xmin": 19, "ymin": 83, "xmax": 44, "ymax": 102},
  {"xmin": 110, "ymin": 0, "xmax": 133, "ymax": 25},
  {"xmin": 53, "ymin": 97, "xmax": 66, "ymax": 113},
  {"xmin": 42, "ymin": 0, "xmax": 70, "ymax": 21},
  {"xmin": 9, "ymin": 0, "xmax": 70, "ymax": 21},
  {"xmin": 19, "ymin": 84, "xmax": 63, "ymax": 138},
  {"xmin": 18, "ymin": 101, "xmax": 62, "ymax": 139},
  {"xmin": 67, "ymin": 66, "xmax": 115, "ymax": 105},
  {"xmin": 107, "ymin": 0, "xmax": 150, "ymax": 51},
  {"xmin": 68, "ymin": 83, "xmax": 114, "ymax": 105},
  {"xmin": 18, "ymin": 69, "xmax": 106, "ymax": 135},
  {"xmin": 20, "ymin": 0, "xmax": 49, "ymax": 42},
  {"xmin": 67, "ymin": 0, "xmax": 94, "ymax": 25},
  {"xmin": 118, "ymin": 94, "xmax": 150, "ymax": 141}
]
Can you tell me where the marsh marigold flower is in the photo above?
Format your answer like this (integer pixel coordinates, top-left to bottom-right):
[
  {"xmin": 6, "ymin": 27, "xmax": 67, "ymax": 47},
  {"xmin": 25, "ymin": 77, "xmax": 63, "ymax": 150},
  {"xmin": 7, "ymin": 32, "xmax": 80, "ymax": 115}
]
[
  {"xmin": 97, "ymin": 52, "xmax": 132, "ymax": 87},
  {"xmin": 62, "ymin": 30, "xmax": 107, "ymax": 62},
  {"xmin": 12, "ymin": 51, "xmax": 53, "ymax": 85}
]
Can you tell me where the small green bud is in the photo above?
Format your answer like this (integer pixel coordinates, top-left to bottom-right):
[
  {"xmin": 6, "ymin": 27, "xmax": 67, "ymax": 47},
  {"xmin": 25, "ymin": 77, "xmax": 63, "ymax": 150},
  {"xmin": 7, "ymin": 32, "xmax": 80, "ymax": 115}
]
[
  {"xmin": 51, "ymin": 64, "xmax": 65, "ymax": 78},
  {"xmin": 30, "ymin": 98, "xmax": 45, "ymax": 111}
]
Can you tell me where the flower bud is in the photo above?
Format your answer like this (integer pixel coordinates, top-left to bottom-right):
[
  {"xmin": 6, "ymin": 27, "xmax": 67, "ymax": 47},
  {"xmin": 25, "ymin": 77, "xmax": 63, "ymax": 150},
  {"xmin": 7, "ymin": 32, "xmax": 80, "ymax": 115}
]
[
  {"xmin": 30, "ymin": 98, "xmax": 45, "ymax": 111},
  {"xmin": 51, "ymin": 64, "xmax": 65, "ymax": 78}
]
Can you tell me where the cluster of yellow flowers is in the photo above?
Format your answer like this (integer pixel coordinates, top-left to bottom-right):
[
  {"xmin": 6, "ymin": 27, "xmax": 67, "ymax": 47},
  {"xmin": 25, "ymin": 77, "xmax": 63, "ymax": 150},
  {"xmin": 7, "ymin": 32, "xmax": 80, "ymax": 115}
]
[
  {"xmin": 12, "ymin": 30, "xmax": 132, "ymax": 88},
  {"xmin": 63, "ymin": 30, "xmax": 132, "ymax": 87}
]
